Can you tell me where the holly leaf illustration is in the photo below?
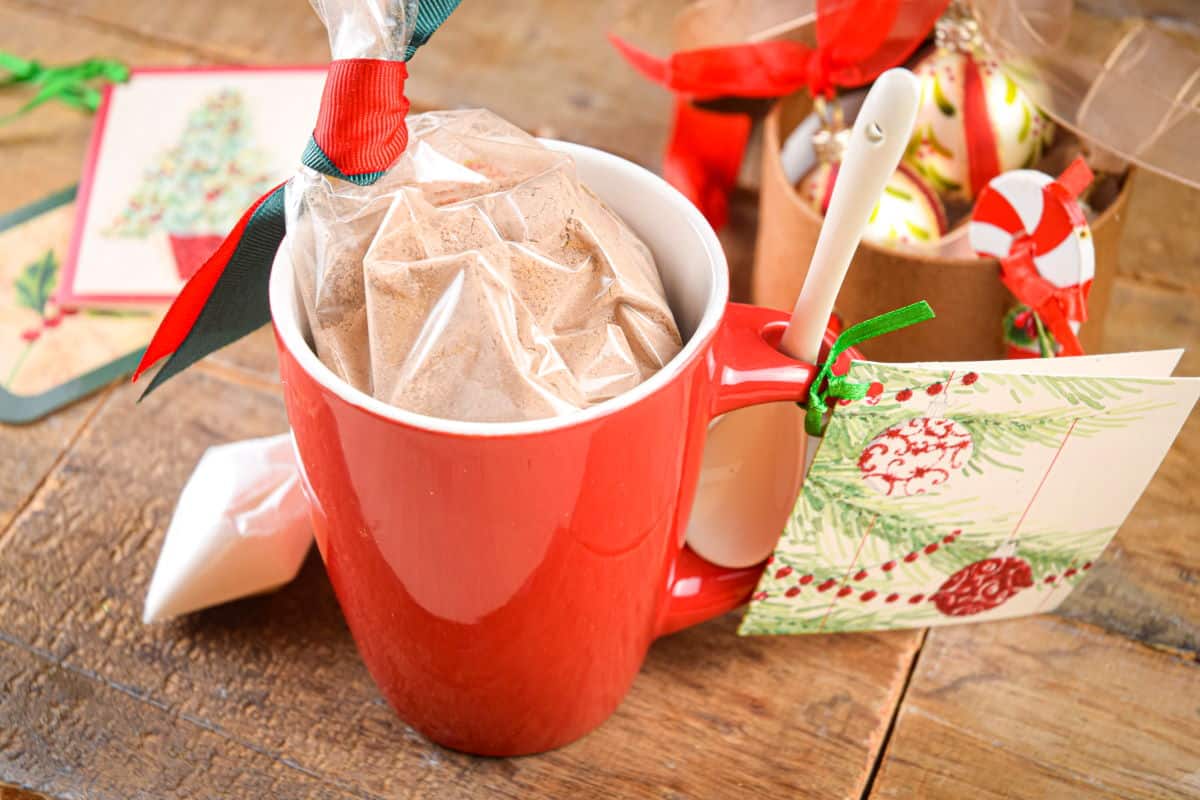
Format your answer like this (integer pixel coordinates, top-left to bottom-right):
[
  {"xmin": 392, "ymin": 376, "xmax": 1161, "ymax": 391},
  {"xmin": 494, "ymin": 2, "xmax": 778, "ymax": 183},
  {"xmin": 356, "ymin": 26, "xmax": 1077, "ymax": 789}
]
[{"xmin": 14, "ymin": 250, "xmax": 58, "ymax": 317}]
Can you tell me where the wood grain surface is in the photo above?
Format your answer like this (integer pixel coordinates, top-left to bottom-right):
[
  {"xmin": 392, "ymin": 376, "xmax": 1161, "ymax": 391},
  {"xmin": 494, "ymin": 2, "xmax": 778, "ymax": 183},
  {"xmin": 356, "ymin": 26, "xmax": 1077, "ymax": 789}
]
[
  {"xmin": 0, "ymin": 1, "xmax": 1197, "ymax": 798},
  {"xmin": 870, "ymin": 617, "xmax": 1200, "ymax": 799}
]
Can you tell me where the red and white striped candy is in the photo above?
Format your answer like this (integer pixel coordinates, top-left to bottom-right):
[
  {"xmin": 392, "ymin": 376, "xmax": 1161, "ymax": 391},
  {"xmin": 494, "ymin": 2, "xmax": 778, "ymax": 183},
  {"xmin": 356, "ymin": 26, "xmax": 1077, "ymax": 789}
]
[{"xmin": 968, "ymin": 169, "xmax": 1094, "ymax": 290}]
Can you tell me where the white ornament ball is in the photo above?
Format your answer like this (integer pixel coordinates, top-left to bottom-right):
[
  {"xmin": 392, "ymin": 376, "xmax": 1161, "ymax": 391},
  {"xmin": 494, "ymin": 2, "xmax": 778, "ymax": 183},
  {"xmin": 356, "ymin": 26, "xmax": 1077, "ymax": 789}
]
[
  {"xmin": 906, "ymin": 47, "xmax": 1055, "ymax": 201},
  {"xmin": 797, "ymin": 162, "xmax": 947, "ymax": 249}
]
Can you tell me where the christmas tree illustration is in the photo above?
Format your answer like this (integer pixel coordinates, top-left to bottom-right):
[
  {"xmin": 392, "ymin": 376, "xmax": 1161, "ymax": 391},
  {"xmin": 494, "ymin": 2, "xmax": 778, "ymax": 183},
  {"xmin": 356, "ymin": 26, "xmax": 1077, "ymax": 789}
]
[{"xmin": 106, "ymin": 89, "xmax": 276, "ymax": 280}]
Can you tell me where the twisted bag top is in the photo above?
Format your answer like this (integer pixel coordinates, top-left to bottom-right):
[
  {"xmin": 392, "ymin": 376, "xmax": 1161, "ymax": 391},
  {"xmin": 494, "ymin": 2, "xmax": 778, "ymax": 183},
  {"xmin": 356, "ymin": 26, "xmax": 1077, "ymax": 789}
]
[{"xmin": 133, "ymin": 0, "xmax": 462, "ymax": 395}]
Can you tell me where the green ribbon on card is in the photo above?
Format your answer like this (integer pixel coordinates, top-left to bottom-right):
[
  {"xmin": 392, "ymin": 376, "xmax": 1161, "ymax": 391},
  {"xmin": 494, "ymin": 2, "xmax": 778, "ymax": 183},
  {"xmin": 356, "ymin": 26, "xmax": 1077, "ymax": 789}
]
[
  {"xmin": 0, "ymin": 52, "xmax": 129, "ymax": 122},
  {"xmin": 805, "ymin": 301, "xmax": 936, "ymax": 437}
]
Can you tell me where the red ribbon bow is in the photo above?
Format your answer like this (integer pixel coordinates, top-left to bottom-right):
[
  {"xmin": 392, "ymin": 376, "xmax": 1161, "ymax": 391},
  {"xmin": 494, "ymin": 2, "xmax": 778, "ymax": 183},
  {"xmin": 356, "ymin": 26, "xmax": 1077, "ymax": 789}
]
[
  {"xmin": 132, "ymin": 59, "xmax": 414, "ymax": 391},
  {"xmin": 999, "ymin": 240, "xmax": 1090, "ymax": 356},
  {"xmin": 610, "ymin": 0, "xmax": 949, "ymax": 227}
]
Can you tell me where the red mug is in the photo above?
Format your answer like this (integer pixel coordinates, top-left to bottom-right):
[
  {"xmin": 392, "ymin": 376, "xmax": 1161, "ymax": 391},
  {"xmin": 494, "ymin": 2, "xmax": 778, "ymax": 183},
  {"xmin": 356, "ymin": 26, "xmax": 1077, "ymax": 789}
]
[{"xmin": 270, "ymin": 140, "xmax": 834, "ymax": 755}]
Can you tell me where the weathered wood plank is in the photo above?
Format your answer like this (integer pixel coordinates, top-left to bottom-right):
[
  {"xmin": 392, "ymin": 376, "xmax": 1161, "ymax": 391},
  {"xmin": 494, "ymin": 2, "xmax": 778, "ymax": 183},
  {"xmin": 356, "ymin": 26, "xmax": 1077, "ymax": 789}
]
[
  {"xmin": 0, "ymin": 640, "xmax": 371, "ymax": 800},
  {"xmin": 1118, "ymin": 170, "xmax": 1200, "ymax": 291},
  {"xmin": 13, "ymin": 0, "xmax": 673, "ymax": 169},
  {"xmin": 870, "ymin": 616, "xmax": 1200, "ymax": 799},
  {"xmin": 198, "ymin": 327, "xmax": 281, "ymax": 388},
  {"xmin": 1049, "ymin": 279, "xmax": 1200, "ymax": 653},
  {"xmin": 1104, "ymin": 278, "xmax": 1200, "ymax": 375},
  {"xmin": 0, "ymin": 395, "xmax": 103, "ymax": 534},
  {"xmin": 0, "ymin": 369, "xmax": 922, "ymax": 799}
]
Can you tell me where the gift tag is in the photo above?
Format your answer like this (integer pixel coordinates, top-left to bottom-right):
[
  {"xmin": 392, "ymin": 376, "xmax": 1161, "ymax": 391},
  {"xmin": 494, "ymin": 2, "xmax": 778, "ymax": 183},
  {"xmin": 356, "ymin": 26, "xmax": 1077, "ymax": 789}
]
[
  {"xmin": 739, "ymin": 352, "xmax": 1199, "ymax": 635},
  {"xmin": 0, "ymin": 187, "xmax": 159, "ymax": 423},
  {"xmin": 59, "ymin": 66, "xmax": 325, "ymax": 308}
]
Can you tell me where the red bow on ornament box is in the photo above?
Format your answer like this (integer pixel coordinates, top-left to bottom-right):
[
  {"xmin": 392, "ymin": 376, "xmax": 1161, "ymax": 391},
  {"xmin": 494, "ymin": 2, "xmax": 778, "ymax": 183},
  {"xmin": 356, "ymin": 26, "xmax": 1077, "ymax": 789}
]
[{"xmin": 609, "ymin": 0, "xmax": 950, "ymax": 228}]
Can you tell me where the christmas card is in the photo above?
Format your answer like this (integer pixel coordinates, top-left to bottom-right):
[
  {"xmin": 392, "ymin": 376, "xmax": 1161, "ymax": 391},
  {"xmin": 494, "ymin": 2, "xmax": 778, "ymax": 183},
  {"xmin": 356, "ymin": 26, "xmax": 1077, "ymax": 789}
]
[
  {"xmin": 0, "ymin": 188, "xmax": 160, "ymax": 423},
  {"xmin": 57, "ymin": 66, "xmax": 326, "ymax": 308},
  {"xmin": 739, "ymin": 352, "xmax": 1199, "ymax": 635}
]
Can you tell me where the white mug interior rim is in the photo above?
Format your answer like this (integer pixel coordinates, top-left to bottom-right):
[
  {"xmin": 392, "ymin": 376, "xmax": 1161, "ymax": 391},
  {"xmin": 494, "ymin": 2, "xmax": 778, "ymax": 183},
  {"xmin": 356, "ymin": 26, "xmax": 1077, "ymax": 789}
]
[{"xmin": 268, "ymin": 138, "xmax": 730, "ymax": 438}]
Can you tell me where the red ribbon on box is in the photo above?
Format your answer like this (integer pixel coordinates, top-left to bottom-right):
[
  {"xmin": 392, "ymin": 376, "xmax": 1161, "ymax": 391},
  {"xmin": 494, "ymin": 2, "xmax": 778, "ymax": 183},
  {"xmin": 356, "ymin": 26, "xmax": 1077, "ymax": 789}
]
[{"xmin": 610, "ymin": 0, "xmax": 949, "ymax": 227}]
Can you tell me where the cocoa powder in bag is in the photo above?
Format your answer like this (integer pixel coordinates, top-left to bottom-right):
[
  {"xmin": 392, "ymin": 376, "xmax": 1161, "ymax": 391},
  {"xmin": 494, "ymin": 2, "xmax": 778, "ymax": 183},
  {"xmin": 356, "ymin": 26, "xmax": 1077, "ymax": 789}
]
[{"xmin": 292, "ymin": 108, "xmax": 683, "ymax": 422}]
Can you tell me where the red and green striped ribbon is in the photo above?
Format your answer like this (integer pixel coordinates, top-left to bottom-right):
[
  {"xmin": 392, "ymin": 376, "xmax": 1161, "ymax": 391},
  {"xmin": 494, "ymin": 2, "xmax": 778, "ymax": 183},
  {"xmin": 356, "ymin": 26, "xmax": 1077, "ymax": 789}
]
[{"xmin": 135, "ymin": 0, "xmax": 461, "ymax": 395}]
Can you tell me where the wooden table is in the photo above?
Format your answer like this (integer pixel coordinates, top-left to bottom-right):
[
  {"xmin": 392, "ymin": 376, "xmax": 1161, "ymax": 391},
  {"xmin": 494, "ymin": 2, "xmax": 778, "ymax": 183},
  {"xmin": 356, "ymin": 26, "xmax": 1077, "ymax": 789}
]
[{"xmin": 1, "ymin": 2, "xmax": 1197, "ymax": 797}]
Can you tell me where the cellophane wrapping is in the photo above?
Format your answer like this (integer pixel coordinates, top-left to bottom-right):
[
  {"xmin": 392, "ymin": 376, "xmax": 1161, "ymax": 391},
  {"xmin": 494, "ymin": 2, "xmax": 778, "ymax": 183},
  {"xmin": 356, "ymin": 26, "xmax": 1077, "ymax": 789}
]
[
  {"xmin": 286, "ymin": 109, "xmax": 683, "ymax": 422},
  {"xmin": 288, "ymin": 0, "xmax": 681, "ymax": 422}
]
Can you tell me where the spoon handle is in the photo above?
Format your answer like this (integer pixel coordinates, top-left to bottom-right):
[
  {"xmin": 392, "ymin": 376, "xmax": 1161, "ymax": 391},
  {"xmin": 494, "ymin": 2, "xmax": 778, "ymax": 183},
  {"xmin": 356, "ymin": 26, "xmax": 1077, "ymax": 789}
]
[{"xmin": 780, "ymin": 68, "xmax": 922, "ymax": 363}]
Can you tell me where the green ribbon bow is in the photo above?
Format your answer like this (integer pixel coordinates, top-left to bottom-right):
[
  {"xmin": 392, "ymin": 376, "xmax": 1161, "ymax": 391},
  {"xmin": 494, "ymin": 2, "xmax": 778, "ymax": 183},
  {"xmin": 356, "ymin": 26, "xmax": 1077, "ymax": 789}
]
[
  {"xmin": 0, "ymin": 52, "xmax": 129, "ymax": 122},
  {"xmin": 805, "ymin": 301, "xmax": 935, "ymax": 436}
]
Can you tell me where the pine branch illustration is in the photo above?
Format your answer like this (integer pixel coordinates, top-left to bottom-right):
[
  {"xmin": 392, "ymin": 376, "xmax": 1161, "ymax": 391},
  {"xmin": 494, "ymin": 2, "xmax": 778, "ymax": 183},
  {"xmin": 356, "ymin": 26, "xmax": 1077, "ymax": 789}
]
[
  {"xmin": 953, "ymin": 399, "xmax": 1170, "ymax": 473},
  {"xmin": 786, "ymin": 470, "xmax": 989, "ymax": 570}
]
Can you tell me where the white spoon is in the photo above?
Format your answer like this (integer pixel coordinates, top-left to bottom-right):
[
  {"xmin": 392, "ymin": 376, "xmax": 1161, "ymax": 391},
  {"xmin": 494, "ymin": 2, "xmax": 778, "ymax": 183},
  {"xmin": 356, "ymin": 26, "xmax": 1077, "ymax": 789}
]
[
  {"xmin": 685, "ymin": 69, "xmax": 921, "ymax": 569},
  {"xmin": 780, "ymin": 68, "xmax": 922, "ymax": 361}
]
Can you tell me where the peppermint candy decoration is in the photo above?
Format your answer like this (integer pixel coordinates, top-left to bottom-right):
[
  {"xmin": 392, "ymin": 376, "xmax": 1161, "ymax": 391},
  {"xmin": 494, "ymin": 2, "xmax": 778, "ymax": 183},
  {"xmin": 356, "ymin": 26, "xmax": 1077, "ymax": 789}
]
[
  {"xmin": 969, "ymin": 160, "xmax": 1095, "ymax": 357},
  {"xmin": 970, "ymin": 168, "xmax": 1095, "ymax": 292},
  {"xmin": 858, "ymin": 416, "xmax": 974, "ymax": 497},
  {"xmin": 933, "ymin": 556, "xmax": 1034, "ymax": 616}
]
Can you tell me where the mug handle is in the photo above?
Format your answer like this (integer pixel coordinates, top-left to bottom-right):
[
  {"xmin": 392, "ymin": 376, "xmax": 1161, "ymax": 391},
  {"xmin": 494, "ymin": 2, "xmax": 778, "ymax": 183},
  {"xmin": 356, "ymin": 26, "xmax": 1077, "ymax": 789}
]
[{"xmin": 655, "ymin": 302, "xmax": 845, "ymax": 637}]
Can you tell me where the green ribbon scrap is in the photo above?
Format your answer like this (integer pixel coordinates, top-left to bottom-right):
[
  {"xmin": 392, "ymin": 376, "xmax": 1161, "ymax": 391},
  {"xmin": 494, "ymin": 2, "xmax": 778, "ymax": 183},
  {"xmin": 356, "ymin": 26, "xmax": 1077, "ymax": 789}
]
[
  {"xmin": 0, "ymin": 52, "xmax": 129, "ymax": 122},
  {"xmin": 805, "ymin": 301, "xmax": 936, "ymax": 437}
]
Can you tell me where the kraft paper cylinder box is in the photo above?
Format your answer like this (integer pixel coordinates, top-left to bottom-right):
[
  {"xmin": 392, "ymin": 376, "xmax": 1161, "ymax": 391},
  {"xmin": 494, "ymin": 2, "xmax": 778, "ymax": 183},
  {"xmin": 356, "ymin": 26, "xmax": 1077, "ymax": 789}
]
[{"xmin": 752, "ymin": 93, "xmax": 1134, "ymax": 362}]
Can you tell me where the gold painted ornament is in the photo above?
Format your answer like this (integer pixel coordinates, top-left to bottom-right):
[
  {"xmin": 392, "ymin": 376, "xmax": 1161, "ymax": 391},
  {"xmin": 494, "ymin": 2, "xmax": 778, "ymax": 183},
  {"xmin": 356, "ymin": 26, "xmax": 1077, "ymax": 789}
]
[
  {"xmin": 796, "ymin": 120, "xmax": 947, "ymax": 249},
  {"xmin": 905, "ymin": 6, "xmax": 1055, "ymax": 201}
]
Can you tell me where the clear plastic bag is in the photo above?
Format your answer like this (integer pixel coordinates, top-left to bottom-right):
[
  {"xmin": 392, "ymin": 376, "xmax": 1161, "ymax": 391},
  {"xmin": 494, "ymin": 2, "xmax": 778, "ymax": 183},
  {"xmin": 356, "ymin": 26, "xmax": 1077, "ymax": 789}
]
[
  {"xmin": 286, "ymin": 1, "xmax": 682, "ymax": 422},
  {"xmin": 287, "ymin": 109, "xmax": 683, "ymax": 422},
  {"xmin": 142, "ymin": 434, "xmax": 312, "ymax": 623}
]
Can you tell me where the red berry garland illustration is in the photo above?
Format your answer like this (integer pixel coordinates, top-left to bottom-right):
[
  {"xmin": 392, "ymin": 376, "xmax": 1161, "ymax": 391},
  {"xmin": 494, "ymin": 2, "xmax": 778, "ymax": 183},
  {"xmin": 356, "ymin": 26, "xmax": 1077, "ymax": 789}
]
[
  {"xmin": 759, "ymin": 554, "xmax": 1090, "ymax": 608},
  {"xmin": 932, "ymin": 556, "xmax": 1034, "ymax": 616},
  {"xmin": 859, "ymin": 416, "xmax": 973, "ymax": 497},
  {"xmin": 744, "ymin": 373, "xmax": 1106, "ymax": 633}
]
